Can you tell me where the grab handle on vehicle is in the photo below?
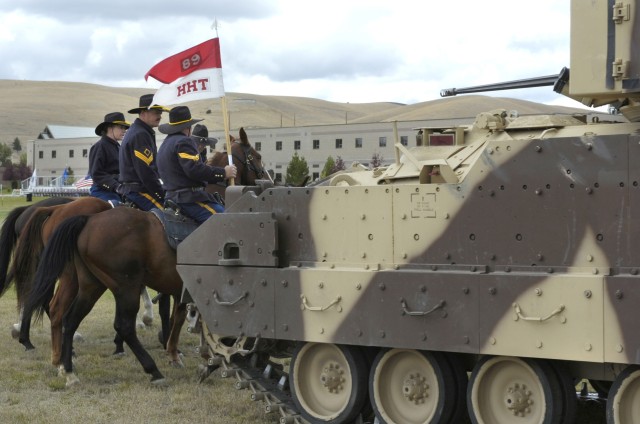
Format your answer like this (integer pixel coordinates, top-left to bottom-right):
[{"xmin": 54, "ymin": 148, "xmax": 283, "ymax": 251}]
[
  {"xmin": 400, "ymin": 298, "xmax": 445, "ymax": 316},
  {"xmin": 512, "ymin": 302, "xmax": 565, "ymax": 322},
  {"xmin": 300, "ymin": 294, "xmax": 342, "ymax": 312},
  {"xmin": 213, "ymin": 290, "xmax": 247, "ymax": 306}
]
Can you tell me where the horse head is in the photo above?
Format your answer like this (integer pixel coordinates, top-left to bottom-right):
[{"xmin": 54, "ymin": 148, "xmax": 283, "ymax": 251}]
[{"xmin": 208, "ymin": 127, "xmax": 267, "ymax": 186}]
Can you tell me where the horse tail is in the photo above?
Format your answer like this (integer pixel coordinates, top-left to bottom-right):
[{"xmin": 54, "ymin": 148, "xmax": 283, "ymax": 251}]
[
  {"xmin": 13, "ymin": 207, "xmax": 53, "ymax": 309},
  {"xmin": 0, "ymin": 205, "xmax": 29, "ymax": 295},
  {"xmin": 25, "ymin": 214, "xmax": 89, "ymax": 323}
]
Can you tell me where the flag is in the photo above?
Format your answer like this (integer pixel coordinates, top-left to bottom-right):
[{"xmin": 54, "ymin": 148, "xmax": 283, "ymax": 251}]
[
  {"xmin": 61, "ymin": 167, "xmax": 68, "ymax": 184},
  {"xmin": 29, "ymin": 168, "xmax": 37, "ymax": 189},
  {"xmin": 74, "ymin": 176, "xmax": 93, "ymax": 189},
  {"xmin": 146, "ymin": 38, "xmax": 225, "ymax": 106}
]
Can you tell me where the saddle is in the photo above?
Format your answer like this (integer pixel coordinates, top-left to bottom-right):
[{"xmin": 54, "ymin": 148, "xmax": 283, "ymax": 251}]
[{"xmin": 150, "ymin": 201, "xmax": 199, "ymax": 250}]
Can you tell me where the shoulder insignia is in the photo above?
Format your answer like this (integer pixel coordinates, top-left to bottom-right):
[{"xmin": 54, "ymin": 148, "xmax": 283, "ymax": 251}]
[{"xmin": 134, "ymin": 149, "xmax": 154, "ymax": 166}]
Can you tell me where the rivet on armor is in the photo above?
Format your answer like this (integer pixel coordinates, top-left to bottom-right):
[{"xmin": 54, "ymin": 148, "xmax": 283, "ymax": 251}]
[
  {"xmin": 356, "ymin": 283, "xmax": 362, "ymax": 290},
  {"xmin": 361, "ymin": 214, "xmax": 366, "ymax": 220},
  {"xmin": 561, "ymin": 317, "xmax": 567, "ymax": 324},
  {"xmin": 196, "ymin": 277, "xmax": 202, "ymax": 284},
  {"xmin": 489, "ymin": 287, "xmax": 497, "ymax": 295},
  {"xmin": 361, "ymin": 252, "xmax": 366, "ymax": 258},
  {"xmin": 369, "ymin": 234, "xmax": 374, "ymax": 240},
  {"xmin": 585, "ymin": 343, "xmax": 592, "ymax": 351},
  {"xmin": 535, "ymin": 288, "xmax": 542, "ymax": 296},
  {"xmin": 463, "ymin": 287, "xmax": 470, "ymax": 294},
  {"xmin": 402, "ymin": 214, "xmax": 407, "ymax": 220},
  {"xmin": 463, "ymin": 336, "xmax": 470, "ymax": 344},
  {"xmin": 394, "ymin": 264, "xmax": 399, "ymax": 270},
  {"xmin": 422, "ymin": 333, "xmax": 428, "ymax": 341},
  {"xmin": 537, "ymin": 254, "xmax": 543, "ymax": 261},
  {"xmin": 470, "ymin": 266, "xmax": 476, "ymax": 272},
  {"xmin": 535, "ymin": 146, "xmax": 542, "ymax": 152},
  {"xmin": 213, "ymin": 320, "xmax": 218, "ymax": 327},
  {"xmin": 318, "ymin": 282, "xmax": 324, "ymax": 289},
  {"xmin": 320, "ymin": 328, "xmax": 324, "ymax": 334},
  {"xmin": 228, "ymin": 279, "xmax": 234, "ymax": 285},
  {"xmin": 547, "ymin": 268, "xmax": 554, "ymax": 274},
  {"xmin": 586, "ymin": 187, "xmax": 593, "ymax": 194},
  {"xmin": 322, "ymin": 252, "xmax": 327, "ymax": 258},
  {"xmin": 380, "ymin": 331, "xmax": 386, "ymax": 338},
  {"xmin": 364, "ymin": 264, "xmax": 370, "ymax": 270},
  {"xmin": 445, "ymin": 253, "xmax": 451, "ymax": 259},
  {"xmin": 536, "ymin": 341, "xmax": 543, "ymax": 349},
  {"xmin": 615, "ymin": 290, "xmax": 624, "ymax": 300},
  {"xmin": 420, "ymin": 285, "xmax": 426, "ymax": 292},
  {"xmin": 431, "ymin": 265, "xmax": 438, "ymax": 271},
  {"xmin": 587, "ymin": 254, "xmax": 593, "ymax": 262},
  {"xmin": 261, "ymin": 279, "xmax": 267, "ymax": 286},
  {"xmin": 584, "ymin": 290, "xmax": 592, "ymax": 298},
  {"xmin": 535, "ymin": 189, "xmax": 542, "ymax": 195},
  {"xmin": 282, "ymin": 324, "xmax": 288, "ymax": 331},
  {"xmin": 631, "ymin": 268, "xmax": 638, "ymax": 275},
  {"xmin": 238, "ymin": 322, "xmax": 243, "ymax": 329},
  {"xmin": 593, "ymin": 268, "xmax": 599, "ymax": 275},
  {"xmin": 490, "ymin": 337, "xmax": 496, "ymax": 345},
  {"xmin": 402, "ymin": 253, "xmax": 408, "ymax": 259},
  {"xmin": 414, "ymin": 234, "xmax": 419, "ymax": 241},
  {"xmin": 379, "ymin": 283, "xmax": 386, "ymax": 291},
  {"xmin": 357, "ymin": 329, "xmax": 363, "ymax": 337},
  {"xmin": 445, "ymin": 213, "xmax": 450, "ymax": 219},
  {"xmin": 282, "ymin": 280, "xmax": 288, "ymax": 287},
  {"xmin": 586, "ymin": 143, "xmax": 593, "ymax": 150},
  {"xmin": 616, "ymin": 344, "xmax": 624, "ymax": 353},
  {"xmin": 322, "ymin": 214, "xmax": 327, "ymax": 220}
]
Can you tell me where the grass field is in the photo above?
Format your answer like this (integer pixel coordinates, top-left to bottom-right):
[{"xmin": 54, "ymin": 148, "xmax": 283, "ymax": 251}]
[{"xmin": 0, "ymin": 197, "xmax": 278, "ymax": 424}]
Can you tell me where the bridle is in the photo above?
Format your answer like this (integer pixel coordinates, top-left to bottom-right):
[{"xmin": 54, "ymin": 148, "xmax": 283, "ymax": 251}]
[{"xmin": 231, "ymin": 142, "xmax": 267, "ymax": 184}]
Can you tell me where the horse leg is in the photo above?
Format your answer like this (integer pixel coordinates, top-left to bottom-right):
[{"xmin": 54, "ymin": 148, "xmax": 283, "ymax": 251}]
[
  {"xmin": 139, "ymin": 287, "xmax": 154, "ymax": 327},
  {"xmin": 60, "ymin": 284, "xmax": 106, "ymax": 387},
  {"xmin": 158, "ymin": 293, "xmax": 171, "ymax": 349},
  {"xmin": 11, "ymin": 309, "xmax": 23, "ymax": 339},
  {"xmin": 165, "ymin": 296, "xmax": 187, "ymax": 368},
  {"xmin": 48, "ymin": 271, "xmax": 79, "ymax": 367},
  {"xmin": 113, "ymin": 289, "xmax": 165, "ymax": 384}
]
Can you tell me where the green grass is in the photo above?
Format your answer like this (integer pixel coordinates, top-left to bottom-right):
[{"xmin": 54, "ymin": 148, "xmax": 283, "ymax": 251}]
[{"xmin": 0, "ymin": 200, "xmax": 279, "ymax": 424}]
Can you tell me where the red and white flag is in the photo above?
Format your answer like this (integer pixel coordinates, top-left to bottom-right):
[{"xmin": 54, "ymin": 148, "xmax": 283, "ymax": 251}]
[{"xmin": 146, "ymin": 38, "xmax": 225, "ymax": 106}]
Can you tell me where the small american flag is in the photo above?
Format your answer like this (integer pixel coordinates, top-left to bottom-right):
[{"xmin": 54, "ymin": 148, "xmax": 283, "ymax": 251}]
[{"xmin": 74, "ymin": 176, "xmax": 93, "ymax": 189}]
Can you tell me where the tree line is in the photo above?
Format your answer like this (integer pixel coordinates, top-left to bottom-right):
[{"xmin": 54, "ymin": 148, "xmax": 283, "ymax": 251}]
[
  {"xmin": 285, "ymin": 152, "xmax": 384, "ymax": 186},
  {"xmin": 0, "ymin": 138, "xmax": 31, "ymax": 189}
]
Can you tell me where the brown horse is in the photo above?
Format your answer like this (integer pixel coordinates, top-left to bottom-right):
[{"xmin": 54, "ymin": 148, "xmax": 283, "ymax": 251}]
[
  {"xmin": 23, "ymin": 207, "xmax": 187, "ymax": 386},
  {"xmin": 21, "ymin": 128, "xmax": 267, "ymax": 386},
  {"xmin": 206, "ymin": 127, "xmax": 268, "ymax": 200},
  {"xmin": 12, "ymin": 197, "xmax": 156, "ymax": 365},
  {"xmin": 0, "ymin": 196, "xmax": 74, "ymax": 296}
]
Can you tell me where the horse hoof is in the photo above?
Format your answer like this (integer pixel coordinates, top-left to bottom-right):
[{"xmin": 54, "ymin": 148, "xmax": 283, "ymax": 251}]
[
  {"xmin": 169, "ymin": 359, "xmax": 185, "ymax": 368},
  {"xmin": 142, "ymin": 314, "xmax": 154, "ymax": 327},
  {"xmin": 10, "ymin": 324, "xmax": 19, "ymax": 339},
  {"xmin": 66, "ymin": 374, "xmax": 80, "ymax": 388},
  {"xmin": 112, "ymin": 351, "xmax": 126, "ymax": 358},
  {"xmin": 151, "ymin": 377, "xmax": 167, "ymax": 387}
]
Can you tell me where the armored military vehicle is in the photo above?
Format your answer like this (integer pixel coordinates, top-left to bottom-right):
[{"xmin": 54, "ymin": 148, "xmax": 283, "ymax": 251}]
[{"xmin": 176, "ymin": 1, "xmax": 640, "ymax": 423}]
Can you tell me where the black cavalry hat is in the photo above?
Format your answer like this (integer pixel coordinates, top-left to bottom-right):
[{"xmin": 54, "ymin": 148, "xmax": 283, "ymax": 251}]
[
  {"xmin": 127, "ymin": 94, "xmax": 170, "ymax": 114},
  {"xmin": 158, "ymin": 106, "xmax": 203, "ymax": 135},
  {"xmin": 94, "ymin": 112, "xmax": 131, "ymax": 136},
  {"xmin": 190, "ymin": 124, "xmax": 218, "ymax": 148}
]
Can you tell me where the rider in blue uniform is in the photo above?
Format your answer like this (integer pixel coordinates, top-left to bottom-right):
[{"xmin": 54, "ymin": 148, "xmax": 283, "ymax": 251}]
[
  {"xmin": 88, "ymin": 112, "xmax": 130, "ymax": 207},
  {"xmin": 118, "ymin": 94, "xmax": 168, "ymax": 211},
  {"xmin": 157, "ymin": 106, "xmax": 236, "ymax": 224}
]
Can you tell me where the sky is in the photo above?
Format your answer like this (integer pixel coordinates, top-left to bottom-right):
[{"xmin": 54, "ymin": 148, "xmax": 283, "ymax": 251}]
[{"xmin": 0, "ymin": 0, "xmax": 578, "ymax": 108}]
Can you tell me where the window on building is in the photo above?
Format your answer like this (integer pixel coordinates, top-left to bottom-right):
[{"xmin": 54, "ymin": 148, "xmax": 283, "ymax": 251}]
[
  {"xmin": 379, "ymin": 137, "xmax": 387, "ymax": 147},
  {"xmin": 38, "ymin": 151, "xmax": 43, "ymax": 159},
  {"xmin": 401, "ymin": 136, "xmax": 408, "ymax": 146},
  {"xmin": 275, "ymin": 173, "xmax": 282, "ymax": 182},
  {"xmin": 312, "ymin": 172, "xmax": 319, "ymax": 180},
  {"xmin": 312, "ymin": 164, "xmax": 319, "ymax": 168},
  {"xmin": 52, "ymin": 150, "xmax": 57, "ymax": 159},
  {"xmin": 335, "ymin": 138, "xmax": 342, "ymax": 149},
  {"xmin": 355, "ymin": 138, "xmax": 363, "ymax": 148},
  {"xmin": 276, "ymin": 141, "xmax": 282, "ymax": 151},
  {"xmin": 69, "ymin": 149, "xmax": 74, "ymax": 158},
  {"xmin": 255, "ymin": 142, "xmax": 261, "ymax": 151},
  {"xmin": 313, "ymin": 139, "xmax": 320, "ymax": 149},
  {"xmin": 294, "ymin": 140, "xmax": 300, "ymax": 150},
  {"xmin": 82, "ymin": 149, "xmax": 88, "ymax": 158}
]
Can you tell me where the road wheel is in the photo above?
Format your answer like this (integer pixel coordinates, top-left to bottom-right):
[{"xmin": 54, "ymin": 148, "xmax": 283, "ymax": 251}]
[
  {"xmin": 606, "ymin": 365, "xmax": 640, "ymax": 424},
  {"xmin": 290, "ymin": 342, "xmax": 368, "ymax": 423}
]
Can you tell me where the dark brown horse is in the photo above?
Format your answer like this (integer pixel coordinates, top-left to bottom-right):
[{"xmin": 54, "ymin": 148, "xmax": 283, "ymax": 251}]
[
  {"xmin": 21, "ymin": 128, "xmax": 267, "ymax": 386},
  {"xmin": 23, "ymin": 207, "xmax": 185, "ymax": 386},
  {"xmin": 0, "ymin": 196, "xmax": 74, "ymax": 296},
  {"xmin": 206, "ymin": 127, "xmax": 268, "ymax": 200}
]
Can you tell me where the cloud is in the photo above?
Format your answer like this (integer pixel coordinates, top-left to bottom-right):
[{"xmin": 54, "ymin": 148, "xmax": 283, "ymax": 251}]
[{"xmin": 0, "ymin": 0, "xmax": 580, "ymax": 106}]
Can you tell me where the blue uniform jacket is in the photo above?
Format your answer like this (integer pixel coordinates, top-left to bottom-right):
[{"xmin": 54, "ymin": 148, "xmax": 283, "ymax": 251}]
[
  {"xmin": 118, "ymin": 118, "xmax": 164, "ymax": 201},
  {"xmin": 157, "ymin": 133, "xmax": 226, "ymax": 203},
  {"xmin": 88, "ymin": 135, "xmax": 120, "ymax": 192}
]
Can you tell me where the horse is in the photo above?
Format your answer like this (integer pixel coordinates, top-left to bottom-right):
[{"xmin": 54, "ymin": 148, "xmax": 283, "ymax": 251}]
[
  {"xmin": 24, "ymin": 207, "xmax": 187, "ymax": 386},
  {"xmin": 9, "ymin": 197, "xmax": 157, "ymax": 365},
  {"xmin": 206, "ymin": 127, "xmax": 268, "ymax": 201},
  {"xmin": 0, "ymin": 196, "xmax": 74, "ymax": 295},
  {"xmin": 20, "ymin": 128, "xmax": 267, "ymax": 386}
]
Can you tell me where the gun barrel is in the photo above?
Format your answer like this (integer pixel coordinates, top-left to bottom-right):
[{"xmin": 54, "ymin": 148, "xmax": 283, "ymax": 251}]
[{"xmin": 440, "ymin": 74, "xmax": 561, "ymax": 97}]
